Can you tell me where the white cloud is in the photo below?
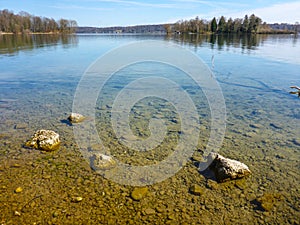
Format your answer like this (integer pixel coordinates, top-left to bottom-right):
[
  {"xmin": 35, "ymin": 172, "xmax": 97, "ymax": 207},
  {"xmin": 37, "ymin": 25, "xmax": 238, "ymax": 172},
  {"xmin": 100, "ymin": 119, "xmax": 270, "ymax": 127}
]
[
  {"xmin": 227, "ymin": 1, "xmax": 300, "ymax": 23},
  {"xmin": 84, "ymin": 0, "xmax": 180, "ymax": 8},
  {"xmin": 50, "ymin": 4, "xmax": 112, "ymax": 11}
]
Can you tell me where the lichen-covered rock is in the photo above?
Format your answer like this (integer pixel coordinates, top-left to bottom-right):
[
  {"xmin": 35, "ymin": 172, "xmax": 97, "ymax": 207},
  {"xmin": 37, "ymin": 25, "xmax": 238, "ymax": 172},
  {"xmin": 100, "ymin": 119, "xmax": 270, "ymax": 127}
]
[
  {"xmin": 208, "ymin": 152, "xmax": 251, "ymax": 182},
  {"xmin": 25, "ymin": 129, "xmax": 60, "ymax": 151},
  {"xmin": 92, "ymin": 153, "xmax": 116, "ymax": 170},
  {"xmin": 68, "ymin": 113, "xmax": 85, "ymax": 123}
]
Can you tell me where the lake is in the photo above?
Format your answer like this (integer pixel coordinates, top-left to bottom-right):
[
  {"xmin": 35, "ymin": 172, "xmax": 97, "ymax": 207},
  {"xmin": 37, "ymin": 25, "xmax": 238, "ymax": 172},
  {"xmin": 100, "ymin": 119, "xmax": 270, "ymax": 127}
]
[{"xmin": 0, "ymin": 33, "xmax": 299, "ymax": 224}]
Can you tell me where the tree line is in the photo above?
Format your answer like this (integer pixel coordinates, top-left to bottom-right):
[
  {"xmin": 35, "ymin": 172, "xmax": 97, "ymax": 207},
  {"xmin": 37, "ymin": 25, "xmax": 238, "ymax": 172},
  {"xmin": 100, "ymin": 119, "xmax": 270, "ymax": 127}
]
[
  {"xmin": 0, "ymin": 9, "xmax": 78, "ymax": 34},
  {"xmin": 165, "ymin": 14, "xmax": 275, "ymax": 34}
]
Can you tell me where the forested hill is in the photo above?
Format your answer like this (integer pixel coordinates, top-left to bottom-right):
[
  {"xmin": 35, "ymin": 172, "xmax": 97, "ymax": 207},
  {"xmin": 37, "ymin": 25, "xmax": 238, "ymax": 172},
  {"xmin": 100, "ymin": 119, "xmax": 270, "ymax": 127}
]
[
  {"xmin": 76, "ymin": 24, "xmax": 166, "ymax": 34},
  {"xmin": 77, "ymin": 14, "xmax": 299, "ymax": 34},
  {"xmin": 76, "ymin": 23, "xmax": 298, "ymax": 34}
]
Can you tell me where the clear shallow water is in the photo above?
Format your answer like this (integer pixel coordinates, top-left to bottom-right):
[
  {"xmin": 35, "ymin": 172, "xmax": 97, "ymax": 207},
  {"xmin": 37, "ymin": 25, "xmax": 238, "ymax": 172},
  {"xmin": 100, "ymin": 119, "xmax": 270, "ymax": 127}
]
[{"xmin": 0, "ymin": 34, "xmax": 299, "ymax": 224}]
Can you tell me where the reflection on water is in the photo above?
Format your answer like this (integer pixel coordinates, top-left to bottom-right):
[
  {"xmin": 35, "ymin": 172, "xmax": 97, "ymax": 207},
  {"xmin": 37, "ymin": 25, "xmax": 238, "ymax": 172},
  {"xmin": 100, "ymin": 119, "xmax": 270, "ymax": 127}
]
[
  {"xmin": 169, "ymin": 33, "xmax": 267, "ymax": 50},
  {"xmin": 0, "ymin": 34, "xmax": 299, "ymax": 224},
  {"xmin": 169, "ymin": 33, "xmax": 300, "ymax": 64},
  {"xmin": 1, "ymin": 33, "xmax": 298, "ymax": 63},
  {"xmin": 0, "ymin": 34, "xmax": 78, "ymax": 55}
]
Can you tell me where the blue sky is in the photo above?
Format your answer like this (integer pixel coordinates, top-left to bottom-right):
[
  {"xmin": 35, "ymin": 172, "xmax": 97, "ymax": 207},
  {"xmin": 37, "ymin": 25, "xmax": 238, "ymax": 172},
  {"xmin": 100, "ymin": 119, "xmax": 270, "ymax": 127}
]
[{"xmin": 1, "ymin": 0, "xmax": 299, "ymax": 27}]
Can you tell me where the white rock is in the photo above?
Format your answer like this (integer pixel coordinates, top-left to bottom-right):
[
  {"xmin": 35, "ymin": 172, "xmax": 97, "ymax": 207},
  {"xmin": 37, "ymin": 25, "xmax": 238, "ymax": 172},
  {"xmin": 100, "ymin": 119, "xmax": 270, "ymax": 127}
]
[
  {"xmin": 208, "ymin": 152, "xmax": 251, "ymax": 182},
  {"xmin": 25, "ymin": 129, "xmax": 60, "ymax": 151},
  {"xmin": 92, "ymin": 153, "xmax": 116, "ymax": 170},
  {"xmin": 68, "ymin": 113, "xmax": 85, "ymax": 123}
]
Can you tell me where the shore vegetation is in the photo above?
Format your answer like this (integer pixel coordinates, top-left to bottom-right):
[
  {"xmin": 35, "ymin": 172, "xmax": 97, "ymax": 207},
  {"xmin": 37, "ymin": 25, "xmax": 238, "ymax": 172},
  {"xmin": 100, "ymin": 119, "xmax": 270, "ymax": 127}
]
[{"xmin": 0, "ymin": 9, "xmax": 77, "ymax": 34}]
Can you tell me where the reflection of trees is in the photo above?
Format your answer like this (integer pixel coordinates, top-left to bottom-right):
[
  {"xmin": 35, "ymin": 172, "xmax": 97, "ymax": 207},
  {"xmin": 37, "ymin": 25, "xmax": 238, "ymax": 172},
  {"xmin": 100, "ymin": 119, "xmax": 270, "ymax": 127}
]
[
  {"xmin": 0, "ymin": 34, "xmax": 78, "ymax": 55},
  {"xmin": 173, "ymin": 33, "xmax": 269, "ymax": 51}
]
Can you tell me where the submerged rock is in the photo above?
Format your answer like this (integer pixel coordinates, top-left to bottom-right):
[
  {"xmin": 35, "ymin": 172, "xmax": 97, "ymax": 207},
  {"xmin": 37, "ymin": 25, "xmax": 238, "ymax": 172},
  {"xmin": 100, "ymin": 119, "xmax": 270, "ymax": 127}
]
[
  {"xmin": 144, "ymin": 208, "xmax": 156, "ymax": 215},
  {"xmin": 208, "ymin": 153, "xmax": 251, "ymax": 182},
  {"xmin": 25, "ymin": 129, "xmax": 60, "ymax": 151},
  {"xmin": 14, "ymin": 187, "xmax": 23, "ymax": 193},
  {"xmin": 92, "ymin": 153, "xmax": 116, "ymax": 170},
  {"xmin": 256, "ymin": 192, "xmax": 283, "ymax": 212},
  {"xmin": 131, "ymin": 187, "xmax": 148, "ymax": 201},
  {"xmin": 71, "ymin": 196, "xmax": 83, "ymax": 203},
  {"xmin": 14, "ymin": 123, "xmax": 27, "ymax": 129},
  {"xmin": 189, "ymin": 184, "xmax": 205, "ymax": 196},
  {"xmin": 68, "ymin": 113, "xmax": 85, "ymax": 123}
]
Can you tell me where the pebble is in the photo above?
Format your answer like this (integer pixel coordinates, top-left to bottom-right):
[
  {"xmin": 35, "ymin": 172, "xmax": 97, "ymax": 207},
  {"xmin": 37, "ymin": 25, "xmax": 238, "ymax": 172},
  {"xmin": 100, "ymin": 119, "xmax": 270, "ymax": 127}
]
[
  {"xmin": 156, "ymin": 206, "xmax": 165, "ymax": 213},
  {"xmin": 15, "ymin": 187, "xmax": 23, "ymax": 193},
  {"xmin": 43, "ymin": 175, "xmax": 51, "ymax": 179},
  {"xmin": 271, "ymin": 166, "xmax": 280, "ymax": 172},
  {"xmin": 68, "ymin": 113, "xmax": 85, "ymax": 123},
  {"xmin": 235, "ymin": 179, "xmax": 247, "ymax": 190},
  {"xmin": 167, "ymin": 214, "xmax": 175, "ymax": 220},
  {"xmin": 14, "ymin": 123, "xmax": 27, "ymax": 129},
  {"xmin": 131, "ymin": 187, "xmax": 148, "ymax": 201},
  {"xmin": 92, "ymin": 153, "xmax": 116, "ymax": 170},
  {"xmin": 71, "ymin": 197, "xmax": 83, "ymax": 203},
  {"xmin": 206, "ymin": 180, "xmax": 218, "ymax": 190},
  {"xmin": 189, "ymin": 184, "xmax": 204, "ymax": 196},
  {"xmin": 12, "ymin": 163, "xmax": 21, "ymax": 168},
  {"xmin": 52, "ymin": 211, "xmax": 59, "ymax": 217},
  {"xmin": 144, "ymin": 208, "xmax": 155, "ymax": 215}
]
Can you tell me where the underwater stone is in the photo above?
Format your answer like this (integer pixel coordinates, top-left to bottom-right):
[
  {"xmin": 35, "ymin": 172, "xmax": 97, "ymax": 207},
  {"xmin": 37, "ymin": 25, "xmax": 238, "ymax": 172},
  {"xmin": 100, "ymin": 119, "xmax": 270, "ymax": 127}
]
[
  {"xmin": 14, "ymin": 123, "xmax": 27, "ymax": 129},
  {"xmin": 93, "ymin": 153, "xmax": 116, "ymax": 170},
  {"xmin": 131, "ymin": 187, "xmax": 148, "ymax": 201},
  {"xmin": 208, "ymin": 153, "xmax": 251, "ymax": 182},
  {"xmin": 71, "ymin": 196, "xmax": 83, "ymax": 203},
  {"xmin": 14, "ymin": 187, "xmax": 23, "ymax": 193},
  {"xmin": 68, "ymin": 113, "xmax": 85, "ymax": 123},
  {"xmin": 25, "ymin": 129, "xmax": 60, "ymax": 151},
  {"xmin": 256, "ymin": 192, "xmax": 283, "ymax": 212},
  {"xmin": 144, "ymin": 208, "xmax": 156, "ymax": 215},
  {"xmin": 189, "ymin": 184, "xmax": 204, "ymax": 196}
]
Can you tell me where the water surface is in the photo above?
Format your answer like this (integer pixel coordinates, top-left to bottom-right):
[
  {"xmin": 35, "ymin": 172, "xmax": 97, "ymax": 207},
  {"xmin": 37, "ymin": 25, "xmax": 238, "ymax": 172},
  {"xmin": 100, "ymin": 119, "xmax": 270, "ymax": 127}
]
[{"xmin": 0, "ymin": 34, "xmax": 299, "ymax": 224}]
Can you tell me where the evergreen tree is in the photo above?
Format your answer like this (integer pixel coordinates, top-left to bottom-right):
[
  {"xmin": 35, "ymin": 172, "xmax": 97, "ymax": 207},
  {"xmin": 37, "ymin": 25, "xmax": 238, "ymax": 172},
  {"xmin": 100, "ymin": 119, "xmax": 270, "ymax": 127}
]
[
  {"xmin": 248, "ymin": 14, "xmax": 256, "ymax": 33},
  {"xmin": 254, "ymin": 16, "xmax": 262, "ymax": 33},
  {"xmin": 248, "ymin": 14, "xmax": 262, "ymax": 33},
  {"xmin": 242, "ymin": 15, "xmax": 249, "ymax": 33},
  {"xmin": 211, "ymin": 17, "xmax": 217, "ymax": 33},
  {"xmin": 233, "ymin": 18, "xmax": 243, "ymax": 33},
  {"xmin": 217, "ymin": 16, "xmax": 226, "ymax": 33},
  {"xmin": 226, "ymin": 17, "xmax": 234, "ymax": 33}
]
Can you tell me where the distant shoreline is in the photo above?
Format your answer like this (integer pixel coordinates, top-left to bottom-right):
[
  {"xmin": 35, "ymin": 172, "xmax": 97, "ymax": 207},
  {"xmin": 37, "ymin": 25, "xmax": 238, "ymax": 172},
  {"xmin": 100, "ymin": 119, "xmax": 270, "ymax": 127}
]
[
  {"xmin": 75, "ymin": 23, "xmax": 298, "ymax": 35},
  {"xmin": 0, "ymin": 31, "xmax": 74, "ymax": 35},
  {"xmin": 0, "ymin": 32, "xmax": 297, "ymax": 35},
  {"xmin": 0, "ymin": 28, "xmax": 297, "ymax": 36}
]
